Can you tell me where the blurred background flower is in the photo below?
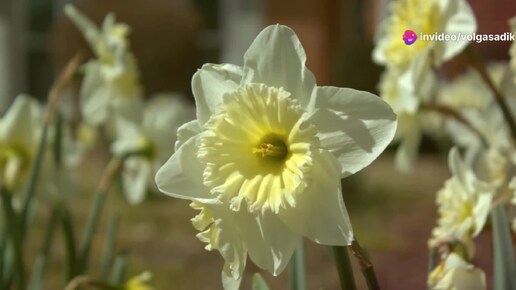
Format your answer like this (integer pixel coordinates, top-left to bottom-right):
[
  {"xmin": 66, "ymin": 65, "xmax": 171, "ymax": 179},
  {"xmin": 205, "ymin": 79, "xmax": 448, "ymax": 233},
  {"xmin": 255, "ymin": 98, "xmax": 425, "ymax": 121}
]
[{"xmin": 1, "ymin": 0, "xmax": 515, "ymax": 289}]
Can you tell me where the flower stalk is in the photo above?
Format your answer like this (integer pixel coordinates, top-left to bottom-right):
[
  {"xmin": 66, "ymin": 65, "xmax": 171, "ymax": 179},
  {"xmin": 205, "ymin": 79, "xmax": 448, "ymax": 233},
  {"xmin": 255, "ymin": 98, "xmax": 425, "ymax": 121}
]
[
  {"xmin": 20, "ymin": 51, "xmax": 84, "ymax": 238},
  {"xmin": 331, "ymin": 246, "xmax": 357, "ymax": 290},
  {"xmin": 289, "ymin": 241, "xmax": 306, "ymax": 290},
  {"xmin": 465, "ymin": 45, "xmax": 516, "ymax": 142},
  {"xmin": 77, "ymin": 158, "xmax": 124, "ymax": 274},
  {"xmin": 0, "ymin": 186, "xmax": 25, "ymax": 290},
  {"xmin": 350, "ymin": 240, "xmax": 380, "ymax": 290}
]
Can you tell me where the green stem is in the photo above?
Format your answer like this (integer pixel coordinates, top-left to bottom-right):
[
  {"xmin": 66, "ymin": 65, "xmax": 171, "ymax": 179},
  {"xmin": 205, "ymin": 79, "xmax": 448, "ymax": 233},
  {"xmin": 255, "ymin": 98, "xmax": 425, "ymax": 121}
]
[
  {"xmin": 1, "ymin": 187, "xmax": 25, "ymax": 290},
  {"xmin": 78, "ymin": 158, "xmax": 123, "ymax": 274},
  {"xmin": 28, "ymin": 208, "xmax": 58, "ymax": 290},
  {"xmin": 491, "ymin": 205, "xmax": 516, "ymax": 290},
  {"xmin": 110, "ymin": 251, "xmax": 128, "ymax": 284},
  {"xmin": 331, "ymin": 246, "xmax": 356, "ymax": 290},
  {"xmin": 289, "ymin": 241, "xmax": 306, "ymax": 290},
  {"xmin": 77, "ymin": 190, "xmax": 107, "ymax": 274},
  {"xmin": 101, "ymin": 214, "xmax": 119, "ymax": 279},
  {"xmin": 350, "ymin": 240, "xmax": 380, "ymax": 290},
  {"xmin": 465, "ymin": 46, "xmax": 516, "ymax": 142},
  {"xmin": 20, "ymin": 124, "xmax": 50, "ymax": 239},
  {"xmin": 56, "ymin": 202, "xmax": 77, "ymax": 282}
]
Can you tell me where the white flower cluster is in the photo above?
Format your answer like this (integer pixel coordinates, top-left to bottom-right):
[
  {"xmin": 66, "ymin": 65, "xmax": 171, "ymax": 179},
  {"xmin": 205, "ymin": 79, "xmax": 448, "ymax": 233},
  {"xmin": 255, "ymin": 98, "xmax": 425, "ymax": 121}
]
[
  {"xmin": 374, "ymin": 0, "xmax": 516, "ymax": 289},
  {"xmin": 63, "ymin": 5, "xmax": 195, "ymax": 204}
]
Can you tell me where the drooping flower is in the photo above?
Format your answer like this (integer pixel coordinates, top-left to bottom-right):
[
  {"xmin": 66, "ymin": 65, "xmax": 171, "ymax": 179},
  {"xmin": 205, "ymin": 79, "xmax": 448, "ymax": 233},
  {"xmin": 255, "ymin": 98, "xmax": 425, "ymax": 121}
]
[
  {"xmin": 373, "ymin": 0, "xmax": 476, "ymax": 170},
  {"xmin": 65, "ymin": 4, "xmax": 143, "ymax": 126},
  {"xmin": 111, "ymin": 94, "xmax": 194, "ymax": 204},
  {"xmin": 428, "ymin": 253, "xmax": 486, "ymax": 290},
  {"xmin": 430, "ymin": 148, "xmax": 493, "ymax": 248},
  {"xmin": 378, "ymin": 68, "xmax": 441, "ymax": 171},
  {"xmin": 156, "ymin": 25, "xmax": 397, "ymax": 287},
  {"xmin": 0, "ymin": 95, "xmax": 42, "ymax": 192},
  {"xmin": 438, "ymin": 64, "xmax": 510, "ymax": 161}
]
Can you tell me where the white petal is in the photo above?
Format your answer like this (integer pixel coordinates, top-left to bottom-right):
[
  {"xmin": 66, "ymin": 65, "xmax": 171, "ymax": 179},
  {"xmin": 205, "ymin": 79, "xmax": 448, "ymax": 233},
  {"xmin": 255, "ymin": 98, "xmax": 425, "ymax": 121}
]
[
  {"xmin": 121, "ymin": 157, "xmax": 151, "ymax": 205},
  {"xmin": 64, "ymin": 5, "xmax": 101, "ymax": 53},
  {"xmin": 472, "ymin": 193, "xmax": 492, "ymax": 237},
  {"xmin": 175, "ymin": 120, "xmax": 201, "ymax": 151},
  {"xmin": 222, "ymin": 269, "xmax": 242, "ymax": 290},
  {"xmin": 155, "ymin": 136, "xmax": 216, "ymax": 203},
  {"xmin": 192, "ymin": 63, "xmax": 244, "ymax": 125},
  {"xmin": 279, "ymin": 149, "xmax": 353, "ymax": 245},
  {"xmin": 80, "ymin": 62, "xmax": 111, "ymax": 126},
  {"xmin": 0, "ymin": 95, "xmax": 41, "ymax": 147},
  {"xmin": 234, "ymin": 208, "xmax": 299, "ymax": 275},
  {"xmin": 439, "ymin": 0, "xmax": 477, "ymax": 62},
  {"xmin": 308, "ymin": 86, "xmax": 397, "ymax": 177},
  {"xmin": 111, "ymin": 117, "xmax": 143, "ymax": 157},
  {"xmin": 211, "ymin": 207, "xmax": 248, "ymax": 281},
  {"xmin": 112, "ymin": 94, "xmax": 144, "ymax": 124},
  {"xmin": 394, "ymin": 114, "xmax": 422, "ymax": 172},
  {"xmin": 448, "ymin": 147, "xmax": 468, "ymax": 184},
  {"xmin": 242, "ymin": 25, "xmax": 317, "ymax": 112},
  {"xmin": 143, "ymin": 95, "xmax": 195, "ymax": 161}
]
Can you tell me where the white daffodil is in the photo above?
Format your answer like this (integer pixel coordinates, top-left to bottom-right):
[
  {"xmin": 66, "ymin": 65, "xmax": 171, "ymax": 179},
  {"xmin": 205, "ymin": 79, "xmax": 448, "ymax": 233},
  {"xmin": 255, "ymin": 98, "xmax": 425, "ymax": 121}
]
[
  {"xmin": 65, "ymin": 4, "xmax": 143, "ymax": 126},
  {"xmin": 0, "ymin": 95, "xmax": 42, "ymax": 192},
  {"xmin": 112, "ymin": 95, "xmax": 194, "ymax": 204},
  {"xmin": 373, "ymin": 0, "xmax": 476, "ymax": 75},
  {"xmin": 428, "ymin": 253, "xmax": 486, "ymax": 290},
  {"xmin": 379, "ymin": 68, "xmax": 442, "ymax": 171},
  {"xmin": 440, "ymin": 64, "xmax": 509, "ymax": 155},
  {"xmin": 155, "ymin": 25, "xmax": 397, "ymax": 288},
  {"xmin": 431, "ymin": 148, "xmax": 493, "ymax": 247}
]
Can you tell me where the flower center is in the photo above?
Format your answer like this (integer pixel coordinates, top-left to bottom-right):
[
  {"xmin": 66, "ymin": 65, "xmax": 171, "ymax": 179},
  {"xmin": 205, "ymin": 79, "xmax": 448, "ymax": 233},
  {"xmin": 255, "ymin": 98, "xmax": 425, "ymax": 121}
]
[
  {"xmin": 383, "ymin": 0, "xmax": 443, "ymax": 68},
  {"xmin": 198, "ymin": 83, "xmax": 318, "ymax": 213},
  {"xmin": 0, "ymin": 143, "xmax": 33, "ymax": 190},
  {"xmin": 252, "ymin": 134, "xmax": 288, "ymax": 161}
]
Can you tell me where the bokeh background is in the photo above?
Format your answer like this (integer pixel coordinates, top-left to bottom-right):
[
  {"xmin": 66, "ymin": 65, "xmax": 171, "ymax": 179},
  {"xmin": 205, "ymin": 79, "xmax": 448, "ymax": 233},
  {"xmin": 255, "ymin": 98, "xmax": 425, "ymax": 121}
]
[{"xmin": 1, "ymin": 0, "xmax": 516, "ymax": 289}]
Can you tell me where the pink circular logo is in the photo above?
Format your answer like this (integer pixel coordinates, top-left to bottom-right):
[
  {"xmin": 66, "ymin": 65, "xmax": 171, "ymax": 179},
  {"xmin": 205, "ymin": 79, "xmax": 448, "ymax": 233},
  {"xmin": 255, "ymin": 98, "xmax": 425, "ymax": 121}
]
[{"xmin": 403, "ymin": 30, "xmax": 417, "ymax": 45}]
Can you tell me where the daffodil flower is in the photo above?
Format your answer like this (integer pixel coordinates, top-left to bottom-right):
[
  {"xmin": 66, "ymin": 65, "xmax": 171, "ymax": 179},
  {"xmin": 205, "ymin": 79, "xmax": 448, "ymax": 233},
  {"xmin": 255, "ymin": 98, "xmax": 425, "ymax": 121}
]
[
  {"xmin": 379, "ymin": 68, "xmax": 441, "ymax": 171},
  {"xmin": 430, "ymin": 148, "xmax": 493, "ymax": 247},
  {"xmin": 0, "ymin": 95, "xmax": 42, "ymax": 191},
  {"xmin": 65, "ymin": 4, "xmax": 143, "ymax": 126},
  {"xmin": 112, "ymin": 95, "xmax": 194, "ymax": 204},
  {"xmin": 428, "ymin": 253, "xmax": 486, "ymax": 290},
  {"xmin": 373, "ymin": 0, "xmax": 476, "ymax": 97},
  {"xmin": 155, "ymin": 25, "xmax": 397, "ymax": 287},
  {"xmin": 374, "ymin": 0, "xmax": 476, "ymax": 170}
]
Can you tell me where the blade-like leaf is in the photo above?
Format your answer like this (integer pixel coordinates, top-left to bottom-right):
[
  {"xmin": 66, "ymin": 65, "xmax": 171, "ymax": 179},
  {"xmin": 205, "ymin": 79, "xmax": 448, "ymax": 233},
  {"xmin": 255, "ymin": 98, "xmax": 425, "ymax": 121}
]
[
  {"xmin": 289, "ymin": 241, "xmax": 306, "ymax": 290},
  {"xmin": 492, "ymin": 205, "xmax": 516, "ymax": 290}
]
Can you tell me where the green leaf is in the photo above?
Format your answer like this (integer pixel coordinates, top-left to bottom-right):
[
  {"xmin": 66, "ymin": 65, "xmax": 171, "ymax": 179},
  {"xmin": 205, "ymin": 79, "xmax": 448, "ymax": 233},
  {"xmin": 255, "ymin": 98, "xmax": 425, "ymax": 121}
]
[
  {"xmin": 252, "ymin": 273, "xmax": 270, "ymax": 290},
  {"xmin": 492, "ymin": 205, "xmax": 516, "ymax": 290},
  {"xmin": 56, "ymin": 203, "xmax": 77, "ymax": 282},
  {"xmin": 101, "ymin": 214, "xmax": 119, "ymax": 279},
  {"xmin": 1, "ymin": 188, "xmax": 26, "ymax": 290},
  {"xmin": 28, "ymin": 209, "xmax": 58, "ymax": 290},
  {"xmin": 20, "ymin": 124, "xmax": 50, "ymax": 239},
  {"xmin": 110, "ymin": 251, "xmax": 128, "ymax": 284},
  {"xmin": 77, "ymin": 190, "xmax": 107, "ymax": 274},
  {"xmin": 289, "ymin": 241, "xmax": 306, "ymax": 290}
]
